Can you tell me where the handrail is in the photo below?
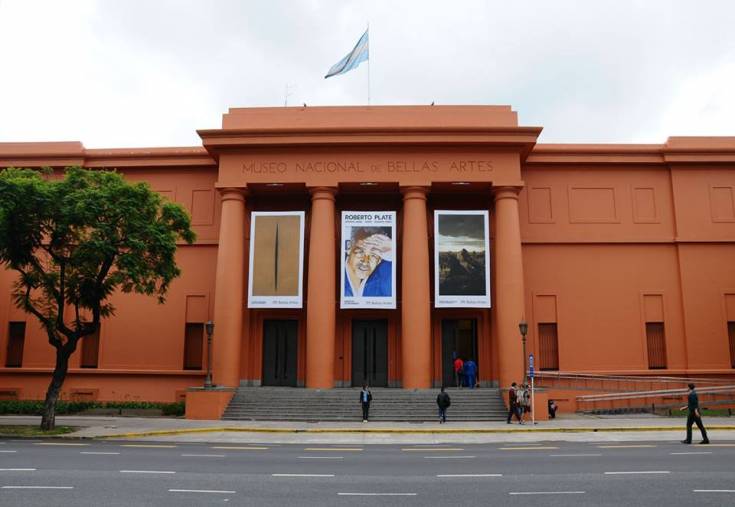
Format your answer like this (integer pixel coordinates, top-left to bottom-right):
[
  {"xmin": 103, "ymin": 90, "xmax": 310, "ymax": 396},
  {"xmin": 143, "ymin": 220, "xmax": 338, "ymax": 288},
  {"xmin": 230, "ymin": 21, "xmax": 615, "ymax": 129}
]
[
  {"xmin": 577, "ymin": 385, "xmax": 735, "ymax": 403},
  {"xmin": 532, "ymin": 371, "xmax": 732, "ymax": 385}
]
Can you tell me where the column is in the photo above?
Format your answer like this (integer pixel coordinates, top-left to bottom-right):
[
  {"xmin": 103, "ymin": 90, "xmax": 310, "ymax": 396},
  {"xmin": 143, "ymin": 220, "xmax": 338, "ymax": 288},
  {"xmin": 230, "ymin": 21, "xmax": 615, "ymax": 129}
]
[
  {"xmin": 401, "ymin": 186, "xmax": 432, "ymax": 388},
  {"xmin": 212, "ymin": 188, "xmax": 246, "ymax": 387},
  {"xmin": 305, "ymin": 187, "xmax": 337, "ymax": 388},
  {"xmin": 493, "ymin": 186, "xmax": 526, "ymax": 390}
]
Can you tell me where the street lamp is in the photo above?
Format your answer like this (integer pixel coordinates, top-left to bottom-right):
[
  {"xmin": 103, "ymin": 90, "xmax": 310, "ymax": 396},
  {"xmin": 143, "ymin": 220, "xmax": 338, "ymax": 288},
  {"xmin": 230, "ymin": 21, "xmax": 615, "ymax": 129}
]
[
  {"xmin": 519, "ymin": 319, "xmax": 528, "ymax": 382},
  {"xmin": 204, "ymin": 320, "xmax": 214, "ymax": 389}
]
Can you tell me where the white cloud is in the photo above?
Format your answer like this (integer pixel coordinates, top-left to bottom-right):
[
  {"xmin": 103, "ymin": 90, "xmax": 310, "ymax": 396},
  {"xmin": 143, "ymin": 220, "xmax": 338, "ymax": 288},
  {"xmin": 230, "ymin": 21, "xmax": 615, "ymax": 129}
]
[{"xmin": 0, "ymin": 0, "xmax": 734, "ymax": 147}]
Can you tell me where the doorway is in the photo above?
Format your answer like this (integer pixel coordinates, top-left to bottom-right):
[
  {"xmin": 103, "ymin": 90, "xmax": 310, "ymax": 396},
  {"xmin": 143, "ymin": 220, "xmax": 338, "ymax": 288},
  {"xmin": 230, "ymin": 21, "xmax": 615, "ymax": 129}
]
[
  {"xmin": 441, "ymin": 319, "xmax": 478, "ymax": 387},
  {"xmin": 351, "ymin": 319, "xmax": 388, "ymax": 387},
  {"xmin": 262, "ymin": 319, "xmax": 298, "ymax": 387}
]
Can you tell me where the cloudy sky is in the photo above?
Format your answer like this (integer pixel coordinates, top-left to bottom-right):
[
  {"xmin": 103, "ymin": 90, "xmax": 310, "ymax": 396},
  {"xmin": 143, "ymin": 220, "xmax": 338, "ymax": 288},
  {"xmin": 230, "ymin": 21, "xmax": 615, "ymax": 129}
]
[{"xmin": 1, "ymin": 0, "xmax": 733, "ymax": 148}]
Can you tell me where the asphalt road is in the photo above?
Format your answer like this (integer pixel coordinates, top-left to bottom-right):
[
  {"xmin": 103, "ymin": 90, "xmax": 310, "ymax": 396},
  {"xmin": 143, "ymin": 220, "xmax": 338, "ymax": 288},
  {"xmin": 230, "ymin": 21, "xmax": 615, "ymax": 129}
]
[{"xmin": 1, "ymin": 438, "xmax": 734, "ymax": 506}]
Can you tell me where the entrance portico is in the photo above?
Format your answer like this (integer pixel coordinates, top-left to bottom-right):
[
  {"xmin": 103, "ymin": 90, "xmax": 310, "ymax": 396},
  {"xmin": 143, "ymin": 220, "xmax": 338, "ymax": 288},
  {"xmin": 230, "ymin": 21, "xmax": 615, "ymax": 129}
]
[{"xmin": 199, "ymin": 106, "xmax": 541, "ymax": 390}]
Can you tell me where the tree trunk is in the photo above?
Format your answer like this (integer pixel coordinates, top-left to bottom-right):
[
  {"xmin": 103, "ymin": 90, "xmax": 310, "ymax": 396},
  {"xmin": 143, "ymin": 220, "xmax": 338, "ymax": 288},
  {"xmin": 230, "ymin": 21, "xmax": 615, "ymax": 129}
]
[{"xmin": 40, "ymin": 347, "xmax": 71, "ymax": 431}]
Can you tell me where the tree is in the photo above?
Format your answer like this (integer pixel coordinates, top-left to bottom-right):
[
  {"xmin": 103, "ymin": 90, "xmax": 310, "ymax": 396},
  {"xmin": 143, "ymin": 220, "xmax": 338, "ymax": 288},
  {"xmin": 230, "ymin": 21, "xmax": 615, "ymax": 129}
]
[{"xmin": 0, "ymin": 167, "xmax": 196, "ymax": 430}]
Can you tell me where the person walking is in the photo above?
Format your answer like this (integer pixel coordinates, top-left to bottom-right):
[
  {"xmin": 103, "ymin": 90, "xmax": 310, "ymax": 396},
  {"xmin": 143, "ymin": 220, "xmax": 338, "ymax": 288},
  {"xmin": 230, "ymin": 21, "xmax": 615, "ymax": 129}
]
[
  {"xmin": 453, "ymin": 356, "xmax": 464, "ymax": 388},
  {"xmin": 463, "ymin": 358, "xmax": 477, "ymax": 389},
  {"xmin": 516, "ymin": 383, "xmax": 527, "ymax": 424},
  {"xmin": 681, "ymin": 383, "xmax": 709, "ymax": 444},
  {"xmin": 436, "ymin": 386, "xmax": 451, "ymax": 424},
  {"xmin": 506, "ymin": 382, "xmax": 522, "ymax": 424},
  {"xmin": 359, "ymin": 384, "xmax": 372, "ymax": 423}
]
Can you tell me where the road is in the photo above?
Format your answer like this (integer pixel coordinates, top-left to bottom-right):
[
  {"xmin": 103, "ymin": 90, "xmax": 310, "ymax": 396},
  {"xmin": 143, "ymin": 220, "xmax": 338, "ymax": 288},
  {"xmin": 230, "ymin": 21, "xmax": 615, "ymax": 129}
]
[{"xmin": 1, "ymin": 438, "xmax": 734, "ymax": 506}]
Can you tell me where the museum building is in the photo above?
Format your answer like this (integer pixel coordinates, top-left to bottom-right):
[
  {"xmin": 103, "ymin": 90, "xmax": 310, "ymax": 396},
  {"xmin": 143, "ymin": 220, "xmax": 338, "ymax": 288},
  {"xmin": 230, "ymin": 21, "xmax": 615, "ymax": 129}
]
[{"xmin": 1, "ymin": 105, "xmax": 735, "ymax": 410}]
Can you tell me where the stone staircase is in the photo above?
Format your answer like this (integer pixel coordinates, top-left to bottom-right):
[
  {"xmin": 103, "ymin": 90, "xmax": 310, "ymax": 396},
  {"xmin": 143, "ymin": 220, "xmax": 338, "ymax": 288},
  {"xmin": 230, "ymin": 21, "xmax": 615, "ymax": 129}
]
[{"xmin": 222, "ymin": 387, "xmax": 508, "ymax": 422}]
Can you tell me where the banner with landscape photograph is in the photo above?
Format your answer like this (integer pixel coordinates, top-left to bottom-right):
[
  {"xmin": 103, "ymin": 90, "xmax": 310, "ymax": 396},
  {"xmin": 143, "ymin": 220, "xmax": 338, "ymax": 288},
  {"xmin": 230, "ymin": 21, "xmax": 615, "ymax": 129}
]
[
  {"xmin": 434, "ymin": 210, "xmax": 491, "ymax": 308},
  {"xmin": 340, "ymin": 211, "xmax": 396, "ymax": 309},
  {"xmin": 248, "ymin": 211, "xmax": 305, "ymax": 308}
]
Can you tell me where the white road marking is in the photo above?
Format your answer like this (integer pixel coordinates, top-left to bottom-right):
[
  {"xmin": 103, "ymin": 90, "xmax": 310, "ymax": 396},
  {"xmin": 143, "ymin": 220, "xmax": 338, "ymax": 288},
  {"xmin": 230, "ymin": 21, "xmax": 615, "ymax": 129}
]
[
  {"xmin": 437, "ymin": 474, "xmax": 502, "ymax": 478},
  {"xmin": 338, "ymin": 492, "xmax": 417, "ymax": 496},
  {"xmin": 211, "ymin": 446, "xmax": 268, "ymax": 450},
  {"xmin": 604, "ymin": 471, "xmax": 670, "ymax": 475},
  {"xmin": 169, "ymin": 489, "xmax": 235, "ymax": 494},
  {"xmin": 181, "ymin": 454, "xmax": 226, "ymax": 458},
  {"xmin": 81, "ymin": 451, "xmax": 120, "ymax": 455},
  {"xmin": 510, "ymin": 491, "xmax": 585, "ymax": 495},
  {"xmin": 694, "ymin": 490, "xmax": 735, "ymax": 493},
  {"xmin": 598, "ymin": 445, "xmax": 656, "ymax": 449},
  {"xmin": 298, "ymin": 456, "xmax": 344, "ymax": 459},
  {"xmin": 671, "ymin": 451, "xmax": 712, "ymax": 455},
  {"xmin": 2, "ymin": 486, "xmax": 73, "ymax": 490},
  {"xmin": 120, "ymin": 470, "xmax": 176, "ymax": 474},
  {"xmin": 120, "ymin": 444, "xmax": 176, "ymax": 448},
  {"xmin": 0, "ymin": 468, "xmax": 36, "ymax": 472},
  {"xmin": 303, "ymin": 448, "xmax": 361, "ymax": 452},
  {"xmin": 402, "ymin": 447, "xmax": 463, "ymax": 452},
  {"xmin": 272, "ymin": 473, "xmax": 335, "ymax": 477},
  {"xmin": 0, "ymin": 450, "xmax": 18, "ymax": 453},
  {"xmin": 424, "ymin": 455, "xmax": 475, "ymax": 459},
  {"xmin": 550, "ymin": 453, "xmax": 602, "ymax": 457},
  {"xmin": 35, "ymin": 443, "xmax": 89, "ymax": 447},
  {"xmin": 499, "ymin": 446, "xmax": 558, "ymax": 450}
]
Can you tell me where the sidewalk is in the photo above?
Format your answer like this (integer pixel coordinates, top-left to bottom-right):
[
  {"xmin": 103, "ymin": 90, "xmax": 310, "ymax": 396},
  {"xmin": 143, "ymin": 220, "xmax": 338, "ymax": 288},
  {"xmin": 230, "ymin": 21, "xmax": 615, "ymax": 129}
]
[{"xmin": 2, "ymin": 413, "xmax": 734, "ymax": 444}]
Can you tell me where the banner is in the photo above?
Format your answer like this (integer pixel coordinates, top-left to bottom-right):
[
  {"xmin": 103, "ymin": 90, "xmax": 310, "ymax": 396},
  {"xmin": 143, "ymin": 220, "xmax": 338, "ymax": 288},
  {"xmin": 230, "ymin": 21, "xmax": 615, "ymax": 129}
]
[
  {"xmin": 248, "ymin": 211, "xmax": 305, "ymax": 308},
  {"xmin": 340, "ymin": 211, "xmax": 396, "ymax": 309},
  {"xmin": 434, "ymin": 210, "xmax": 491, "ymax": 308}
]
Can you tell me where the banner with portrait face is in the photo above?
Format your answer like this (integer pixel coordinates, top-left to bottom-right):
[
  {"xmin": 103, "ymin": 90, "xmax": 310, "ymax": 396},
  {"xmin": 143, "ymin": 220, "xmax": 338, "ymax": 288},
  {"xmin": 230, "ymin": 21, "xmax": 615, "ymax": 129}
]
[
  {"xmin": 340, "ymin": 211, "xmax": 396, "ymax": 309},
  {"xmin": 248, "ymin": 211, "xmax": 305, "ymax": 308},
  {"xmin": 434, "ymin": 210, "xmax": 491, "ymax": 308}
]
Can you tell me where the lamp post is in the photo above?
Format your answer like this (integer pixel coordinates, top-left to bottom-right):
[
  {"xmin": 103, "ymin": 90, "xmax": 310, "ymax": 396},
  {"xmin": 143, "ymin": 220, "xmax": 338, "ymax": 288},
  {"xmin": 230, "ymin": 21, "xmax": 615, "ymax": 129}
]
[
  {"xmin": 519, "ymin": 319, "xmax": 528, "ymax": 382},
  {"xmin": 204, "ymin": 320, "xmax": 214, "ymax": 389}
]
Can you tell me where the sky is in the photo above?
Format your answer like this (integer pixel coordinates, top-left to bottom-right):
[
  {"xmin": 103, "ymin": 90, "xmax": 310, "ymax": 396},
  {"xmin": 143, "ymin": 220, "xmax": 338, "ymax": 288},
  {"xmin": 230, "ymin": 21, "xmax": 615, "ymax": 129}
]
[{"xmin": 1, "ymin": 0, "xmax": 734, "ymax": 148}]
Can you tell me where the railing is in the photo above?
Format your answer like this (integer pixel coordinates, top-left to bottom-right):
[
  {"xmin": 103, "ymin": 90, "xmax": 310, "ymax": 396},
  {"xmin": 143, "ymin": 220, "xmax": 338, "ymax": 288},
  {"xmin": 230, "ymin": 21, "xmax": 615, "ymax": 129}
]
[{"xmin": 531, "ymin": 371, "xmax": 735, "ymax": 413}]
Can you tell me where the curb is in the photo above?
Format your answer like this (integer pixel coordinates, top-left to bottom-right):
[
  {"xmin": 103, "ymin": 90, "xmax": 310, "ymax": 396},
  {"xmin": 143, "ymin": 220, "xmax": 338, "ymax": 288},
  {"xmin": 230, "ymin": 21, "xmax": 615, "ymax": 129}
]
[{"xmin": 98, "ymin": 425, "xmax": 735, "ymax": 440}]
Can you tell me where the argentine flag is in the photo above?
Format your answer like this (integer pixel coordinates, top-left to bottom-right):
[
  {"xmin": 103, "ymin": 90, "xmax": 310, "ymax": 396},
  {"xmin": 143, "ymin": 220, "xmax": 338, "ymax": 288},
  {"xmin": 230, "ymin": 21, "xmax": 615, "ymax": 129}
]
[{"xmin": 325, "ymin": 29, "xmax": 369, "ymax": 79}]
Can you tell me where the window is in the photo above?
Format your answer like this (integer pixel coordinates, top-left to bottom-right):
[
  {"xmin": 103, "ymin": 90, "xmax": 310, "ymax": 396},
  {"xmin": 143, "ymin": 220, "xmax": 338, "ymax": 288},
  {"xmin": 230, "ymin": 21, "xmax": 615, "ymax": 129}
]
[
  {"xmin": 80, "ymin": 325, "xmax": 100, "ymax": 368},
  {"xmin": 646, "ymin": 322, "xmax": 667, "ymax": 369},
  {"xmin": 538, "ymin": 323, "xmax": 559, "ymax": 371},
  {"xmin": 5, "ymin": 322, "xmax": 26, "ymax": 368},
  {"xmin": 183, "ymin": 323, "xmax": 203, "ymax": 370},
  {"xmin": 729, "ymin": 322, "xmax": 735, "ymax": 369}
]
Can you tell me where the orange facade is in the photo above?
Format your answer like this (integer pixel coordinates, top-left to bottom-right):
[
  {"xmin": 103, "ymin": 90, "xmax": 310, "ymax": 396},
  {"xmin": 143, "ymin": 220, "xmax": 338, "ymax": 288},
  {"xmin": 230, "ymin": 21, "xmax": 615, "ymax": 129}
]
[{"xmin": 1, "ymin": 106, "xmax": 734, "ymax": 404}]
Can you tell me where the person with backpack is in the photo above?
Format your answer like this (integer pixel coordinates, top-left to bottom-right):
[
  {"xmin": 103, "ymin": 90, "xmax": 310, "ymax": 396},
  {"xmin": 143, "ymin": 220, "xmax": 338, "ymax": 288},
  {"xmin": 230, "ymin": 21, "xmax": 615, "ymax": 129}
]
[
  {"xmin": 516, "ymin": 383, "xmax": 527, "ymax": 424},
  {"xmin": 463, "ymin": 358, "xmax": 477, "ymax": 389},
  {"xmin": 506, "ymin": 382, "xmax": 522, "ymax": 424},
  {"xmin": 436, "ymin": 386, "xmax": 451, "ymax": 424}
]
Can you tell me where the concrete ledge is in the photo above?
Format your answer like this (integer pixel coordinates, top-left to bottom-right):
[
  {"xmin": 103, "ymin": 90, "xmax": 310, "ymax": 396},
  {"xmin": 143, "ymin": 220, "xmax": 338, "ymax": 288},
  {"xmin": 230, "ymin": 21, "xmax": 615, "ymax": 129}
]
[{"xmin": 185, "ymin": 387, "xmax": 235, "ymax": 420}]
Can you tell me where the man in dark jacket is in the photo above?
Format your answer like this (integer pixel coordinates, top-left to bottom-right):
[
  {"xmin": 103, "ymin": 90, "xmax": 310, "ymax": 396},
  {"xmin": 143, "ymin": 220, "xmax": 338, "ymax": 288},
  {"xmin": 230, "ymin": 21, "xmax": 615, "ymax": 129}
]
[
  {"xmin": 437, "ymin": 386, "xmax": 451, "ymax": 423},
  {"xmin": 681, "ymin": 383, "xmax": 709, "ymax": 444},
  {"xmin": 359, "ymin": 384, "xmax": 372, "ymax": 422}
]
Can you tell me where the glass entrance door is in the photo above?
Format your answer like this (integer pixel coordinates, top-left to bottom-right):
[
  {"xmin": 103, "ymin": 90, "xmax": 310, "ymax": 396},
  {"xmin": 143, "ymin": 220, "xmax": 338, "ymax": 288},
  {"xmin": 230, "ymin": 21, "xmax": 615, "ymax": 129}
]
[
  {"xmin": 262, "ymin": 319, "xmax": 298, "ymax": 387},
  {"xmin": 351, "ymin": 319, "xmax": 388, "ymax": 387},
  {"xmin": 441, "ymin": 319, "xmax": 478, "ymax": 387}
]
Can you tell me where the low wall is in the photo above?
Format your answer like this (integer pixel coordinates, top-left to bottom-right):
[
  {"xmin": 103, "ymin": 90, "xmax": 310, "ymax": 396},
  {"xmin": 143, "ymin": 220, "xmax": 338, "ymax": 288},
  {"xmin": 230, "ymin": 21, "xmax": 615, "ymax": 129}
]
[
  {"xmin": 0, "ymin": 369, "xmax": 205, "ymax": 403},
  {"xmin": 185, "ymin": 388, "xmax": 235, "ymax": 420}
]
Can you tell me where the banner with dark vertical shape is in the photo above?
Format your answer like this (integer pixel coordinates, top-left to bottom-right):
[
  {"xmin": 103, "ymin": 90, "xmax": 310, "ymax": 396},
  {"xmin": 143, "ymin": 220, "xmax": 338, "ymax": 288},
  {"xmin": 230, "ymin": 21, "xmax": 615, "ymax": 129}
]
[
  {"xmin": 248, "ymin": 211, "xmax": 305, "ymax": 308},
  {"xmin": 434, "ymin": 210, "xmax": 491, "ymax": 308}
]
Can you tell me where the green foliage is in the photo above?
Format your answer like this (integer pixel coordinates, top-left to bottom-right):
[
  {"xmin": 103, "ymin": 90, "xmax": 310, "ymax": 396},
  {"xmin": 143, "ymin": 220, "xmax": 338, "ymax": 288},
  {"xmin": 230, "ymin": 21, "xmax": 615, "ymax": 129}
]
[
  {"xmin": 0, "ymin": 400, "xmax": 185, "ymax": 417},
  {"xmin": 0, "ymin": 167, "xmax": 196, "ymax": 343},
  {"xmin": 0, "ymin": 425, "xmax": 76, "ymax": 437}
]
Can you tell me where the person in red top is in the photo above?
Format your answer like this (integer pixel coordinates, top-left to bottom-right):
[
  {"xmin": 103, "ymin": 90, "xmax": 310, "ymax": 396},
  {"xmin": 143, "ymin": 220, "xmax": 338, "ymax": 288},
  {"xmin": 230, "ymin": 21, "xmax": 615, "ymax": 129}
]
[{"xmin": 453, "ymin": 357, "xmax": 464, "ymax": 388}]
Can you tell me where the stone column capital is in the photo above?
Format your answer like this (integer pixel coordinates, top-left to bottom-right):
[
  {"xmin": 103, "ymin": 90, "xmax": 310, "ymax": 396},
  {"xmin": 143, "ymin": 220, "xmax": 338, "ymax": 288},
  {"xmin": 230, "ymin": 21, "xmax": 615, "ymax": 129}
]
[
  {"xmin": 218, "ymin": 187, "xmax": 248, "ymax": 203},
  {"xmin": 493, "ymin": 185, "xmax": 523, "ymax": 202},
  {"xmin": 400, "ymin": 186, "xmax": 429, "ymax": 201},
  {"xmin": 308, "ymin": 186, "xmax": 337, "ymax": 202}
]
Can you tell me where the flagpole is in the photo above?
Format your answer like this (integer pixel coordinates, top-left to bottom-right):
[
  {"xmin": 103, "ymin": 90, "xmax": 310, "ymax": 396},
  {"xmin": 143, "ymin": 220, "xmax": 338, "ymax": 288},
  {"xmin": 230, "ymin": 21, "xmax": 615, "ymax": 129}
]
[{"xmin": 367, "ymin": 22, "xmax": 371, "ymax": 105}]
